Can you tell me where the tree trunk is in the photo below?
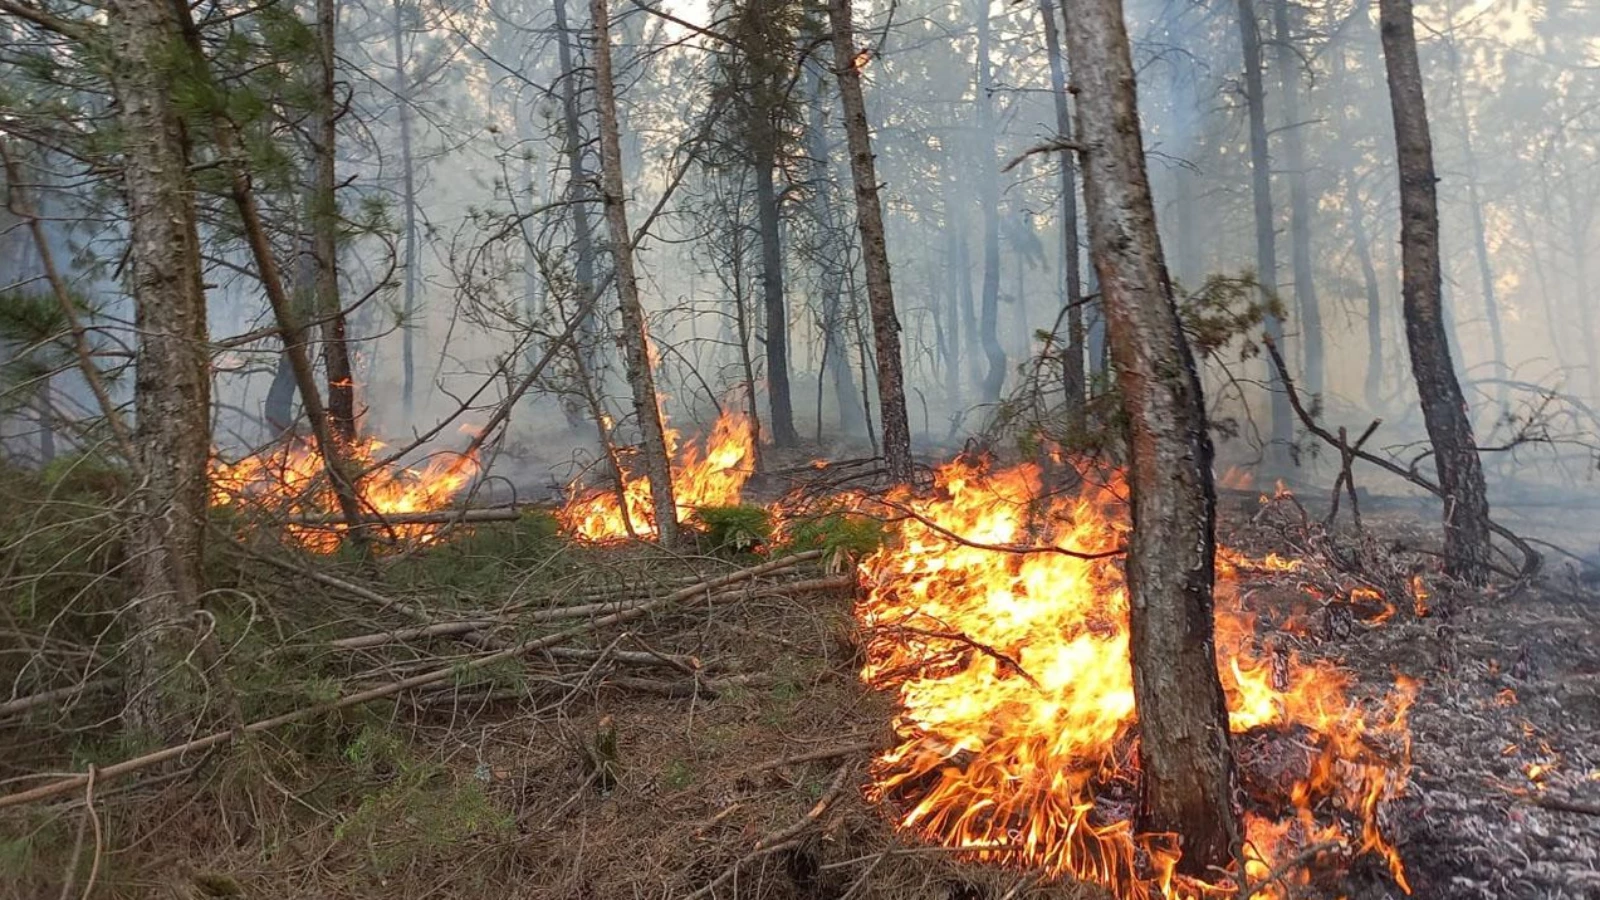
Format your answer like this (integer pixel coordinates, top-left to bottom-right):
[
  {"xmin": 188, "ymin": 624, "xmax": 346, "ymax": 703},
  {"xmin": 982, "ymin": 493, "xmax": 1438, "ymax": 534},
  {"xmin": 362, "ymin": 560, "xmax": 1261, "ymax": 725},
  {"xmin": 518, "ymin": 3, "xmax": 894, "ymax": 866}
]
[
  {"xmin": 1040, "ymin": 0, "xmax": 1085, "ymax": 432},
  {"xmin": 942, "ymin": 209, "xmax": 963, "ymax": 415},
  {"xmin": 315, "ymin": 0, "xmax": 356, "ymax": 443},
  {"xmin": 1061, "ymin": 0, "xmax": 1241, "ymax": 871},
  {"xmin": 171, "ymin": 3, "xmax": 368, "ymax": 541},
  {"xmin": 1328, "ymin": 21, "xmax": 1385, "ymax": 411},
  {"xmin": 975, "ymin": 0, "xmax": 1008, "ymax": 404},
  {"xmin": 805, "ymin": 68, "xmax": 868, "ymax": 437},
  {"xmin": 1349, "ymin": 173, "xmax": 1385, "ymax": 410},
  {"xmin": 554, "ymin": 0, "xmax": 600, "ymax": 367},
  {"xmin": 1379, "ymin": 0, "xmax": 1492, "ymax": 584},
  {"xmin": 1237, "ymin": 0, "xmax": 1293, "ymax": 465},
  {"xmin": 729, "ymin": 192, "xmax": 767, "ymax": 471},
  {"xmin": 826, "ymin": 0, "xmax": 914, "ymax": 482},
  {"xmin": 393, "ymin": 0, "xmax": 420, "ymax": 417},
  {"xmin": 1443, "ymin": 9, "xmax": 1508, "ymax": 414},
  {"xmin": 755, "ymin": 154, "xmax": 799, "ymax": 446},
  {"xmin": 1271, "ymin": 0, "xmax": 1323, "ymax": 400},
  {"xmin": 591, "ymin": 0, "xmax": 680, "ymax": 545},
  {"xmin": 107, "ymin": 0, "xmax": 214, "ymax": 734}
]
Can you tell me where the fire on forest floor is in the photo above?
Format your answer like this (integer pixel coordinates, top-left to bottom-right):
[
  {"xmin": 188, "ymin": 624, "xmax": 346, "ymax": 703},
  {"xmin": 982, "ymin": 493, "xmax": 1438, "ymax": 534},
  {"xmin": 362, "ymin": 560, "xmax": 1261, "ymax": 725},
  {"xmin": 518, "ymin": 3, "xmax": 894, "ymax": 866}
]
[
  {"xmin": 209, "ymin": 435, "xmax": 480, "ymax": 550},
  {"xmin": 48, "ymin": 490, "xmax": 1592, "ymax": 900},
  {"xmin": 11, "ymin": 424, "xmax": 1598, "ymax": 900}
]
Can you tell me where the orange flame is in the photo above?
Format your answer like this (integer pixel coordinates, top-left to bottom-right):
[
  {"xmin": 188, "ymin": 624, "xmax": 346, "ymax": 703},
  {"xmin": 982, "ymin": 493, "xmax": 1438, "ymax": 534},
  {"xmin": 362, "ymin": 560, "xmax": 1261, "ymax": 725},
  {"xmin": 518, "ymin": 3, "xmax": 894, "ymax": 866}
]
[
  {"xmin": 854, "ymin": 457, "xmax": 1417, "ymax": 898},
  {"xmin": 210, "ymin": 437, "xmax": 479, "ymax": 552},
  {"xmin": 559, "ymin": 407, "xmax": 755, "ymax": 541}
]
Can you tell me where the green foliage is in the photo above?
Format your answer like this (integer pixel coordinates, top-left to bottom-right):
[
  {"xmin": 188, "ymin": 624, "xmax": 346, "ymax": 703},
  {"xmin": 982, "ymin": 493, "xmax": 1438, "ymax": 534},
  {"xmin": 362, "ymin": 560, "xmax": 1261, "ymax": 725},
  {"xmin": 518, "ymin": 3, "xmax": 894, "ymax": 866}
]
[
  {"xmin": 0, "ymin": 291, "xmax": 72, "ymax": 398},
  {"xmin": 40, "ymin": 450, "xmax": 129, "ymax": 497},
  {"xmin": 332, "ymin": 727, "xmax": 514, "ymax": 872},
  {"xmin": 382, "ymin": 510, "xmax": 561, "ymax": 595},
  {"xmin": 1175, "ymin": 272, "xmax": 1282, "ymax": 361},
  {"xmin": 692, "ymin": 504, "xmax": 773, "ymax": 556},
  {"xmin": 781, "ymin": 511, "xmax": 888, "ymax": 561},
  {"xmin": 0, "ymin": 461, "xmax": 126, "ymax": 639}
]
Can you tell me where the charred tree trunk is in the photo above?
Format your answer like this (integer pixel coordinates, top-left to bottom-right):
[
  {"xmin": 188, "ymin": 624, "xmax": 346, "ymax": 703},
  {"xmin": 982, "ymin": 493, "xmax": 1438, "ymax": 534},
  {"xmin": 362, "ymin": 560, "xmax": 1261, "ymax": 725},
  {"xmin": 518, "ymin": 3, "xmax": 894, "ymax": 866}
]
[
  {"xmin": 315, "ymin": 0, "xmax": 355, "ymax": 443},
  {"xmin": 827, "ymin": 0, "xmax": 914, "ymax": 482},
  {"xmin": 804, "ymin": 68, "xmax": 867, "ymax": 437},
  {"xmin": 1379, "ymin": 0, "xmax": 1492, "ymax": 584},
  {"xmin": 592, "ymin": 0, "xmax": 680, "ymax": 545},
  {"xmin": 107, "ymin": 0, "xmax": 214, "ymax": 733},
  {"xmin": 1061, "ymin": 0, "xmax": 1241, "ymax": 872},
  {"xmin": 393, "ymin": 0, "xmax": 420, "ymax": 417},
  {"xmin": 1272, "ymin": 0, "xmax": 1323, "ymax": 400},
  {"xmin": 1237, "ymin": 0, "xmax": 1293, "ymax": 465},
  {"xmin": 1040, "ymin": 0, "xmax": 1085, "ymax": 432},
  {"xmin": 975, "ymin": 0, "xmax": 1008, "ymax": 404},
  {"xmin": 755, "ymin": 152, "xmax": 799, "ymax": 446}
]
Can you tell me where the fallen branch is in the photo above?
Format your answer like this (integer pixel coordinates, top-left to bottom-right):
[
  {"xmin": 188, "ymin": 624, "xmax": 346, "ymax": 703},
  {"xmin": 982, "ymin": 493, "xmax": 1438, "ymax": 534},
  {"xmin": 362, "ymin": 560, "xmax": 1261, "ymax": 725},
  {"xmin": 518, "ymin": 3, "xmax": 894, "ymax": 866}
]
[
  {"xmin": 0, "ymin": 551, "xmax": 822, "ymax": 810},
  {"xmin": 1264, "ymin": 337, "xmax": 1542, "ymax": 577},
  {"xmin": 1529, "ymin": 793, "xmax": 1600, "ymax": 817},
  {"xmin": 680, "ymin": 762, "xmax": 853, "ymax": 900},
  {"xmin": 0, "ymin": 678, "xmax": 117, "ymax": 720},
  {"xmin": 747, "ymin": 741, "xmax": 875, "ymax": 775},
  {"xmin": 284, "ymin": 507, "xmax": 530, "ymax": 527}
]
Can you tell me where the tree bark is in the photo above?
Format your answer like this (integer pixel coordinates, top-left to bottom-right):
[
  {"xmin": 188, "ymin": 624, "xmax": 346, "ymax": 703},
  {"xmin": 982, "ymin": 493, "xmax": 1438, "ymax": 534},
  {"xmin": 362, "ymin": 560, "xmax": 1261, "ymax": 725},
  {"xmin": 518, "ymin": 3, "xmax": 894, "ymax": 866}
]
[
  {"xmin": 826, "ymin": 0, "xmax": 914, "ymax": 482},
  {"xmin": 1329, "ymin": 16, "xmax": 1385, "ymax": 410},
  {"xmin": 1271, "ymin": 0, "xmax": 1323, "ymax": 400},
  {"xmin": 1379, "ymin": 0, "xmax": 1492, "ymax": 584},
  {"xmin": 393, "ymin": 0, "xmax": 420, "ymax": 417},
  {"xmin": 1061, "ymin": 0, "xmax": 1241, "ymax": 871},
  {"xmin": 1442, "ymin": 7, "xmax": 1507, "ymax": 414},
  {"xmin": 755, "ymin": 153, "xmax": 799, "ymax": 446},
  {"xmin": 1040, "ymin": 0, "xmax": 1085, "ymax": 432},
  {"xmin": 591, "ymin": 0, "xmax": 681, "ymax": 545},
  {"xmin": 554, "ymin": 0, "xmax": 600, "ymax": 368},
  {"xmin": 1237, "ymin": 0, "xmax": 1293, "ymax": 465},
  {"xmin": 170, "ymin": 1, "xmax": 368, "ymax": 542},
  {"xmin": 315, "ymin": 0, "xmax": 356, "ymax": 443},
  {"xmin": 974, "ymin": 0, "xmax": 1008, "ymax": 404},
  {"xmin": 106, "ymin": 0, "xmax": 214, "ymax": 734},
  {"xmin": 804, "ymin": 67, "xmax": 868, "ymax": 437}
]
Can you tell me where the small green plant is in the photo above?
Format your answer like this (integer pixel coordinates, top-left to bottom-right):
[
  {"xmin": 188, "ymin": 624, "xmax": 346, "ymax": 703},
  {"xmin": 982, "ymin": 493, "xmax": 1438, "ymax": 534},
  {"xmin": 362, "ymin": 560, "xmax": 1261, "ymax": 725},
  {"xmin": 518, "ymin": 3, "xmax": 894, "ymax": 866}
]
[
  {"xmin": 662, "ymin": 758, "xmax": 695, "ymax": 790},
  {"xmin": 692, "ymin": 504, "xmax": 773, "ymax": 556},
  {"xmin": 782, "ymin": 511, "xmax": 888, "ymax": 561}
]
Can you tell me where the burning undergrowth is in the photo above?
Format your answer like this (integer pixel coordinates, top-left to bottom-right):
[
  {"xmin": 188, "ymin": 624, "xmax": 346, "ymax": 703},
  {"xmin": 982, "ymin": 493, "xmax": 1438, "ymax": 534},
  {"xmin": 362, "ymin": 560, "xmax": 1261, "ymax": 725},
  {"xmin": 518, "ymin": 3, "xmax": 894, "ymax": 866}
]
[
  {"xmin": 849, "ymin": 458, "xmax": 1417, "ymax": 898},
  {"xmin": 209, "ymin": 436, "xmax": 479, "ymax": 551},
  {"xmin": 558, "ymin": 406, "xmax": 757, "ymax": 541},
  {"xmin": 549, "ymin": 411, "xmax": 1423, "ymax": 897}
]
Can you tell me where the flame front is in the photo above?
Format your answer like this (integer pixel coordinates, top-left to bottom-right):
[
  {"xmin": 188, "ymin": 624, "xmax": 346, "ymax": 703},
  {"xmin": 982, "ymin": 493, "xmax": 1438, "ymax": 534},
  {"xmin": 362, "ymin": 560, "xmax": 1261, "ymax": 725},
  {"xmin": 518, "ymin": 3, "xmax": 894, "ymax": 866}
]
[
  {"xmin": 855, "ymin": 458, "xmax": 1417, "ymax": 898},
  {"xmin": 210, "ymin": 437, "xmax": 479, "ymax": 552},
  {"xmin": 559, "ymin": 407, "xmax": 755, "ymax": 541}
]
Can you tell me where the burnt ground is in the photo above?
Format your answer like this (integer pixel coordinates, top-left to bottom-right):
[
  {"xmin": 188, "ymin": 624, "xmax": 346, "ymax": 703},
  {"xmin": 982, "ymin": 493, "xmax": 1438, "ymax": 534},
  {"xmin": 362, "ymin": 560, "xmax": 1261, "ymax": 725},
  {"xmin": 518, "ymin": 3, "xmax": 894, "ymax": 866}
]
[
  {"xmin": 1224, "ymin": 488, "xmax": 1600, "ymax": 900},
  {"xmin": 4, "ymin": 462, "xmax": 1598, "ymax": 900}
]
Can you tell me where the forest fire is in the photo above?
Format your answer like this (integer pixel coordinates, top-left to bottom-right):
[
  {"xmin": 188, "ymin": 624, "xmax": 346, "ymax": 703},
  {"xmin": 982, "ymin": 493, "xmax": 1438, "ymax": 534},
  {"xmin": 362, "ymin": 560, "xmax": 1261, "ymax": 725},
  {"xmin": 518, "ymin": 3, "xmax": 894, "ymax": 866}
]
[
  {"xmin": 209, "ymin": 437, "xmax": 479, "ymax": 551},
  {"xmin": 854, "ymin": 458, "xmax": 1418, "ymax": 898},
  {"xmin": 559, "ymin": 407, "xmax": 756, "ymax": 541}
]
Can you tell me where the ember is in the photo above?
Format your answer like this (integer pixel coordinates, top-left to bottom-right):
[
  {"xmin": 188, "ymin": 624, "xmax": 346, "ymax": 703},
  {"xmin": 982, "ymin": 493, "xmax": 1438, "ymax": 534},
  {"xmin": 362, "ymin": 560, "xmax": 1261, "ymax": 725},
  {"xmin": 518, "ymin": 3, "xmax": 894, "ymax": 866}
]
[
  {"xmin": 210, "ymin": 436, "xmax": 479, "ymax": 552},
  {"xmin": 853, "ymin": 457, "xmax": 1418, "ymax": 898}
]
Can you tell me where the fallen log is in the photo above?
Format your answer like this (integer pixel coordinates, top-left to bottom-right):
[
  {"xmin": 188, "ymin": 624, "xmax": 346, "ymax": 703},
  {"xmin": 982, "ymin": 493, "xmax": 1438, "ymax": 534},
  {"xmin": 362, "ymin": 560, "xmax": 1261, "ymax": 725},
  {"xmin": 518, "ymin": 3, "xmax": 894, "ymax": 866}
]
[{"xmin": 0, "ymin": 551, "xmax": 823, "ymax": 810}]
